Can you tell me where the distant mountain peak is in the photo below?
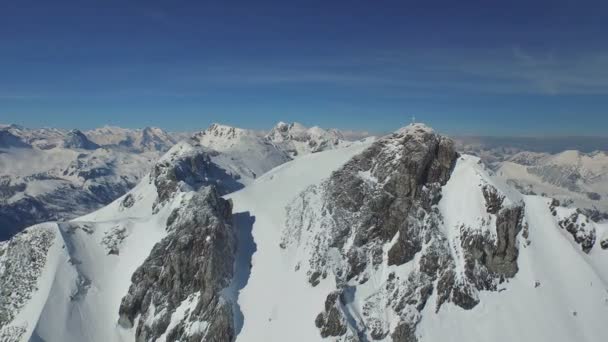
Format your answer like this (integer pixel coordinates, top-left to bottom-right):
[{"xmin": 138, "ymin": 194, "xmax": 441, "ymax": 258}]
[
  {"xmin": 63, "ymin": 129, "xmax": 100, "ymax": 150},
  {"xmin": 266, "ymin": 121, "xmax": 347, "ymax": 157}
]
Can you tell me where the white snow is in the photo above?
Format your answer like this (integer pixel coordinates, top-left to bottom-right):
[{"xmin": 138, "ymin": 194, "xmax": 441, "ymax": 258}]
[
  {"xmin": 2, "ymin": 126, "xmax": 607, "ymax": 342},
  {"xmin": 418, "ymin": 195, "xmax": 608, "ymax": 342},
  {"xmin": 226, "ymin": 141, "xmax": 372, "ymax": 341}
]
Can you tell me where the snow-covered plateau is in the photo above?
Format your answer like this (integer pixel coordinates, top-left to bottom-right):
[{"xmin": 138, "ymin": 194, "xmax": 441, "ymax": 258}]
[{"xmin": 1, "ymin": 123, "xmax": 607, "ymax": 342}]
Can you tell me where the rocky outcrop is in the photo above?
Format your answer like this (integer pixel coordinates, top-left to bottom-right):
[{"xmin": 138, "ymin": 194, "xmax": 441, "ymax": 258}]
[
  {"xmin": 601, "ymin": 238, "xmax": 608, "ymax": 250},
  {"xmin": 482, "ymin": 184, "xmax": 505, "ymax": 214},
  {"xmin": 151, "ymin": 142, "xmax": 243, "ymax": 210},
  {"xmin": 557, "ymin": 210, "xmax": 596, "ymax": 253},
  {"xmin": 315, "ymin": 291, "xmax": 348, "ymax": 338},
  {"xmin": 118, "ymin": 186, "xmax": 236, "ymax": 342},
  {"xmin": 323, "ymin": 124, "xmax": 457, "ymax": 273},
  {"xmin": 0, "ymin": 226, "xmax": 56, "ymax": 334},
  {"xmin": 283, "ymin": 125, "xmax": 464, "ymax": 339},
  {"xmin": 283, "ymin": 124, "xmax": 527, "ymax": 340}
]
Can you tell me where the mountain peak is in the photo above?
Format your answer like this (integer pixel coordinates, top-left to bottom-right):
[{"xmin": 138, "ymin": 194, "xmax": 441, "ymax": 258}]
[
  {"xmin": 395, "ymin": 122, "xmax": 435, "ymax": 136},
  {"xmin": 266, "ymin": 121, "xmax": 347, "ymax": 157},
  {"xmin": 63, "ymin": 129, "xmax": 100, "ymax": 150}
]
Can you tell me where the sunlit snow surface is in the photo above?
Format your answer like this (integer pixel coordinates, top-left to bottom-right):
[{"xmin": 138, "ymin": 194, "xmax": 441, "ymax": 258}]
[
  {"xmin": 229, "ymin": 151, "xmax": 608, "ymax": 342},
  {"xmin": 1, "ymin": 137, "xmax": 607, "ymax": 342}
]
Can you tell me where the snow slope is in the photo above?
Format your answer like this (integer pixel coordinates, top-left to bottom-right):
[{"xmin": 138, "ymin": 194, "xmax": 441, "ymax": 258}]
[
  {"xmin": 1, "ymin": 124, "xmax": 607, "ymax": 342},
  {"xmin": 227, "ymin": 140, "xmax": 373, "ymax": 341},
  {"xmin": 419, "ymin": 195, "xmax": 608, "ymax": 342},
  {"xmin": 226, "ymin": 128, "xmax": 607, "ymax": 341},
  {"xmin": 0, "ymin": 145, "xmax": 160, "ymax": 240},
  {"xmin": 191, "ymin": 123, "xmax": 291, "ymax": 183},
  {"xmin": 0, "ymin": 140, "xmax": 242, "ymax": 341}
]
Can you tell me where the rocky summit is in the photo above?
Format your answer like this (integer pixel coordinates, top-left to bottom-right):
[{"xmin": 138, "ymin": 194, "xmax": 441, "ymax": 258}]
[{"xmin": 0, "ymin": 123, "xmax": 607, "ymax": 342}]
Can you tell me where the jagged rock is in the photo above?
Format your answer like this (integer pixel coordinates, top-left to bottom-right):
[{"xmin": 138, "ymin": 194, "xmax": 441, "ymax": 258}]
[
  {"xmin": 151, "ymin": 142, "xmax": 242, "ymax": 210},
  {"xmin": 324, "ymin": 124, "xmax": 457, "ymax": 273},
  {"xmin": 285, "ymin": 125, "xmax": 468, "ymax": 339},
  {"xmin": 120, "ymin": 193, "xmax": 135, "ymax": 209},
  {"xmin": 284, "ymin": 125, "xmax": 530, "ymax": 340},
  {"xmin": 118, "ymin": 186, "xmax": 236, "ymax": 342},
  {"xmin": 391, "ymin": 322, "xmax": 418, "ymax": 342},
  {"xmin": 315, "ymin": 291, "xmax": 348, "ymax": 338},
  {"xmin": 557, "ymin": 211, "xmax": 596, "ymax": 253},
  {"xmin": 482, "ymin": 184, "xmax": 505, "ymax": 214},
  {"xmin": 0, "ymin": 227, "xmax": 56, "ymax": 328}
]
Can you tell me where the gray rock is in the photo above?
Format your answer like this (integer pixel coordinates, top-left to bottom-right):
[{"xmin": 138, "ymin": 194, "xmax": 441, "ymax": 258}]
[
  {"xmin": 557, "ymin": 211, "xmax": 596, "ymax": 253},
  {"xmin": 482, "ymin": 184, "xmax": 505, "ymax": 214},
  {"xmin": 151, "ymin": 145, "xmax": 243, "ymax": 210},
  {"xmin": 391, "ymin": 322, "xmax": 418, "ymax": 342},
  {"xmin": 118, "ymin": 186, "xmax": 236, "ymax": 342},
  {"xmin": 315, "ymin": 291, "xmax": 348, "ymax": 338},
  {"xmin": 284, "ymin": 125, "xmax": 527, "ymax": 340}
]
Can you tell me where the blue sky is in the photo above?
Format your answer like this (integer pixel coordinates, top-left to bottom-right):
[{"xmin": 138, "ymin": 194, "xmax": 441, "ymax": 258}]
[{"xmin": 1, "ymin": 0, "xmax": 607, "ymax": 135}]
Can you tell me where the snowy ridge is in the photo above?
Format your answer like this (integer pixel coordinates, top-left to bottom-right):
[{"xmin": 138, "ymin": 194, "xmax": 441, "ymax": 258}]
[
  {"xmin": 266, "ymin": 121, "xmax": 352, "ymax": 157},
  {"xmin": 85, "ymin": 126, "xmax": 177, "ymax": 152},
  {"xmin": 229, "ymin": 124, "xmax": 608, "ymax": 341},
  {"xmin": 0, "ymin": 144, "xmax": 161, "ymax": 240},
  {"xmin": 0, "ymin": 141, "xmax": 242, "ymax": 341},
  {"xmin": 495, "ymin": 149, "xmax": 608, "ymax": 218},
  {"xmin": 191, "ymin": 123, "xmax": 291, "ymax": 183},
  {"xmin": 1, "ymin": 123, "xmax": 607, "ymax": 342}
]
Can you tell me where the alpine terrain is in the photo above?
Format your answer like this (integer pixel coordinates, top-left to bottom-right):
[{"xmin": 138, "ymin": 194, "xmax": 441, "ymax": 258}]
[
  {"xmin": 1, "ymin": 123, "xmax": 607, "ymax": 342},
  {"xmin": 0, "ymin": 122, "xmax": 356, "ymax": 241}
]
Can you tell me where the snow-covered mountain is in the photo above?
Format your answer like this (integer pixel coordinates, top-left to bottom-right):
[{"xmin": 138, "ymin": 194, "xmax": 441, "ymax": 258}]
[
  {"xmin": 2, "ymin": 124, "xmax": 71, "ymax": 150},
  {"xmin": 85, "ymin": 126, "xmax": 177, "ymax": 152},
  {"xmin": 190, "ymin": 123, "xmax": 291, "ymax": 182},
  {"xmin": 0, "ymin": 124, "xmax": 191, "ymax": 240},
  {"xmin": 1, "ymin": 123, "xmax": 607, "ymax": 342},
  {"xmin": 1, "ymin": 121, "xmax": 345, "ymax": 240},
  {"xmin": 455, "ymin": 137, "xmax": 608, "ymax": 222},
  {"xmin": 0, "ymin": 143, "xmax": 161, "ymax": 240},
  {"xmin": 0, "ymin": 130, "xmax": 30, "ymax": 149},
  {"xmin": 492, "ymin": 150, "xmax": 608, "ymax": 221},
  {"xmin": 266, "ymin": 121, "xmax": 351, "ymax": 158}
]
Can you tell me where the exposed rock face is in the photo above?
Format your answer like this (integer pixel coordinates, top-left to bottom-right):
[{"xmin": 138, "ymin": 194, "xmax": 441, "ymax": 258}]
[
  {"xmin": 151, "ymin": 142, "xmax": 243, "ymax": 210},
  {"xmin": 557, "ymin": 210, "xmax": 596, "ymax": 253},
  {"xmin": 283, "ymin": 124, "xmax": 527, "ymax": 340},
  {"xmin": 322, "ymin": 124, "xmax": 457, "ymax": 272},
  {"xmin": 118, "ymin": 186, "xmax": 236, "ymax": 342},
  {"xmin": 482, "ymin": 184, "xmax": 505, "ymax": 214},
  {"xmin": 601, "ymin": 238, "xmax": 608, "ymax": 250},
  {"xmin": 0, "ymin": 226, "xmax": 56, "ymax": 339},
  {"xmin": 391, "ymin": 322, "xmax": 418, "ymax": 342},
  {"xmin": 315, "ymin": 291, "xmax": 348, "ymax": 338}
]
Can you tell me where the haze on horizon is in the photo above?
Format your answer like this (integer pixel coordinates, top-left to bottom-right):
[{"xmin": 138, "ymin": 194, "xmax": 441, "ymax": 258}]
[{"xmin": 1, "ymin": 0, "xmax": 607, "ymax": 136}]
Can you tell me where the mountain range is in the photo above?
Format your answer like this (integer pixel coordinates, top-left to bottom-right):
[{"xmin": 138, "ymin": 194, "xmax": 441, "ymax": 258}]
[
  {"xmin": 0, "ymin": 123, "xmax": 606, "ymax": 342},
  {"xmin": 0, "ymin": 122, "xmax": 358, "ymax": 240}
]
